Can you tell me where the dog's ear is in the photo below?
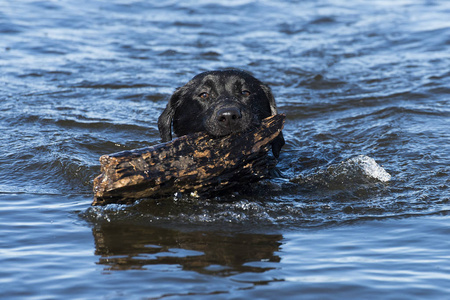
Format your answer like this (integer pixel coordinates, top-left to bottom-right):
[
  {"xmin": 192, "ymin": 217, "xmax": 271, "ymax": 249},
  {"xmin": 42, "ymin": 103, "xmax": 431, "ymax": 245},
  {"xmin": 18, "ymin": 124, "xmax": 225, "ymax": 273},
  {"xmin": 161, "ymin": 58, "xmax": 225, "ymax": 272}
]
[
  {"xmin": 260, "ymin": 83, "xmax": 278, "ymax": 116},
  {"xmin": 158, "ymin": 89, "xmax": 182, "ymax": 142},
  {"xmin": 271, "ymin": 132, "xmax": 285, "ymax": 158},
  {"xmin": 260, "ymin": 83, "xmax": 285, "ymax": 158}
]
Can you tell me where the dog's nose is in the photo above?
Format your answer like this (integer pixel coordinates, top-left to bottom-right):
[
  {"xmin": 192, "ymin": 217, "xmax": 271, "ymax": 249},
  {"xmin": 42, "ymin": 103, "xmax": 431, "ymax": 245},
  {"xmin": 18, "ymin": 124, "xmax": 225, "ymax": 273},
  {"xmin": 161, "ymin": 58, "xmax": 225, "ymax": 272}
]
[{"xmin": 217, "ymin": 107, "xmax": 242, "ymax": 128}]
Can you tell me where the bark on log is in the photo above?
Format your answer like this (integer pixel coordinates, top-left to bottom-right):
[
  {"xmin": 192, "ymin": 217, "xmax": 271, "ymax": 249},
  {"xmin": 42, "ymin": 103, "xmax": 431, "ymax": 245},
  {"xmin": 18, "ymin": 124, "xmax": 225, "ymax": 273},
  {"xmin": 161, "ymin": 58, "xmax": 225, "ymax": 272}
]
[{"xmin": 92, "ymin": 114, "xmax": 285, "ymax": 206}]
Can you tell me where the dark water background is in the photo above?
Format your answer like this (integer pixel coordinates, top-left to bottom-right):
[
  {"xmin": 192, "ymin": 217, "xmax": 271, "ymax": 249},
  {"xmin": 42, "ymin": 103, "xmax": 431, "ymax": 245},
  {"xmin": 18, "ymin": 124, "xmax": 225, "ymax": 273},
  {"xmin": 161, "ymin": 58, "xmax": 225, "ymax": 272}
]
[{"xmin": 1, "ymin": 0, "xmax": 449, "ymax": 299}]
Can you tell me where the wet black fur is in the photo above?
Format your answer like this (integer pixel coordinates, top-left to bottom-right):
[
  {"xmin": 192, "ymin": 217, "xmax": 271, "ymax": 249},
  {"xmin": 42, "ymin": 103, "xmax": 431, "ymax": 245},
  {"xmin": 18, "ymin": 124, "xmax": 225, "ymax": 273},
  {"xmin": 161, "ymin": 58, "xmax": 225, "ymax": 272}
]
[{"xmin": 158, "ymin": 70, "xmax": 285, "ymax": 158}]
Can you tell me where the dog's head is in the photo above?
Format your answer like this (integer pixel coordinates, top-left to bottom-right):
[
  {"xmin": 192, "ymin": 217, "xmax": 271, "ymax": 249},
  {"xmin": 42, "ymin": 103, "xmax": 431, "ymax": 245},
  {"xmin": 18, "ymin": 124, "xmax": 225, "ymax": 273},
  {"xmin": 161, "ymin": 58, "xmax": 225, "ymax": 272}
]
[{"xmin": 158, "ymin": 70, "xmax": 284, "ymax": 157}]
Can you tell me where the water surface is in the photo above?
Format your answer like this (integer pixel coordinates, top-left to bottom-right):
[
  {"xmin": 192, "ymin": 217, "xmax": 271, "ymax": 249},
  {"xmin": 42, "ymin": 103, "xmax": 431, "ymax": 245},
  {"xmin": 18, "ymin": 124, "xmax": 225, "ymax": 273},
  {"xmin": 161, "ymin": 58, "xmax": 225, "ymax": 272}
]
[{"xmin": 1, "ymin": 0, "xmax": 449, "ymax": 299}]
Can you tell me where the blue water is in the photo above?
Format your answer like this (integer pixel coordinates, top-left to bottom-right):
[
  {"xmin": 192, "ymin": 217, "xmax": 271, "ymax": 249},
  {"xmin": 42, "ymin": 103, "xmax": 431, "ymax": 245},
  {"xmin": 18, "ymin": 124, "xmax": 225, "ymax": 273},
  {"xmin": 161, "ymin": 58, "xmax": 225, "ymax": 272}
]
[{"xmin": 1, "ymin": 0, "xmax": 449, "ymax": 299}]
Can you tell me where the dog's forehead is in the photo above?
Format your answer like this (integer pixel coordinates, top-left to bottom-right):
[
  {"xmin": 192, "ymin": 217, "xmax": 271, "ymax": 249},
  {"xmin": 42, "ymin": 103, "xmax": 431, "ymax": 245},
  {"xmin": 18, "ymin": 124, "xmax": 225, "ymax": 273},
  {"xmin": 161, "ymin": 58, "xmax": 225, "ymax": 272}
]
[{"xmin": 195, "ymin": 73, "xmax": 255, "ymax": 90}]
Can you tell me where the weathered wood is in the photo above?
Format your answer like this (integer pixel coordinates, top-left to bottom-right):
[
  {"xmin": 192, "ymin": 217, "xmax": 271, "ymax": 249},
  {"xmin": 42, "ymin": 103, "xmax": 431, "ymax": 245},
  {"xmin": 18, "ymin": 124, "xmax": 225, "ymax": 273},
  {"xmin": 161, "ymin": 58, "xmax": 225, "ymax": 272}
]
[{"xmin": 92, "ymin": 114, "xmax": 285, "ymax": 206}]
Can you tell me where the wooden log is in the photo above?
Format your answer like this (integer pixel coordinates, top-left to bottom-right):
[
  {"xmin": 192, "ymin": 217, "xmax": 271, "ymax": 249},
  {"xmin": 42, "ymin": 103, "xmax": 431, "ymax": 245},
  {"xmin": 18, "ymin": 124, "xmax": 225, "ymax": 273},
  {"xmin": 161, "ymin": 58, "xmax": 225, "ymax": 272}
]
[{"xmin": 92, "ymin": 114, "xmax": 285, "ymax": 206}]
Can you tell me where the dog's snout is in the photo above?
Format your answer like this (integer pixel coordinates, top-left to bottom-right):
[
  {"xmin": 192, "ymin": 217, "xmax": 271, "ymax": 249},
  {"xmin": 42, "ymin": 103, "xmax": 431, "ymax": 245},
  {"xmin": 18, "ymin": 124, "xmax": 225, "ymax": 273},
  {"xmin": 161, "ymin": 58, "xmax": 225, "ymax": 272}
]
[{"xmin": 217, "ymin": 107, "xmax": 242, "ymax": 127}]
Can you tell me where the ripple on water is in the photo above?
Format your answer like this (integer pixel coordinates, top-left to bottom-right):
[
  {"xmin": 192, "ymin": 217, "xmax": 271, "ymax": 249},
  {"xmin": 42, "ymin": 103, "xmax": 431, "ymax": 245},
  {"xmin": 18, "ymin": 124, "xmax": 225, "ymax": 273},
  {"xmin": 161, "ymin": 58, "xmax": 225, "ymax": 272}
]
[
  {"xmin": 1, "ymin": 0, "xmax": 450, "ymax": 299},
  {"xmin": 81, "ymin": 155, "xmax": 394, "ymax": 229}
]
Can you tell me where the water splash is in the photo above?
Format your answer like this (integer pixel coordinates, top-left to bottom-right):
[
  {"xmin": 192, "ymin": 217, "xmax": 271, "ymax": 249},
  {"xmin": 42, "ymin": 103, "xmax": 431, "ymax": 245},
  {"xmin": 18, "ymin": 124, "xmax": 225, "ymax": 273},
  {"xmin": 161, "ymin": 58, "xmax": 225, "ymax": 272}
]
[{"xmin": 291, "ymin": 155, "xmax": 391, "ymax": 189}]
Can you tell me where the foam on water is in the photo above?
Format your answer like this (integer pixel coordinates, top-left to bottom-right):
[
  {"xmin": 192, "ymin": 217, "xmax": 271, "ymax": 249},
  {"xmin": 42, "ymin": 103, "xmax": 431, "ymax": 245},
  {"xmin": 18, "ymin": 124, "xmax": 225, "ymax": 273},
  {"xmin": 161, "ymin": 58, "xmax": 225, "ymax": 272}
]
[
  {"xmin": 347, "ymin": 155, "xmax": 391, "ymax": 182},
  {"xmin": 291, "ymin": 155, "xmax": 391, "ymax": 189}
]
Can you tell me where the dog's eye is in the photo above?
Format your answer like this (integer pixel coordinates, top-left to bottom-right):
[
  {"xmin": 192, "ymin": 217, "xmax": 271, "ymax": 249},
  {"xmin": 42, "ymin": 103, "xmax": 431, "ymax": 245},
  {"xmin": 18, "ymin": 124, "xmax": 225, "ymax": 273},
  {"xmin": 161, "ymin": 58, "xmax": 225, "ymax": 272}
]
[
  {"xmin": 199, "ymin": 92, "xmax": 209, "ymax": 99},
  {"xmin": 241, "ymin": 90, "xmax": 251, "ymax": 96}
]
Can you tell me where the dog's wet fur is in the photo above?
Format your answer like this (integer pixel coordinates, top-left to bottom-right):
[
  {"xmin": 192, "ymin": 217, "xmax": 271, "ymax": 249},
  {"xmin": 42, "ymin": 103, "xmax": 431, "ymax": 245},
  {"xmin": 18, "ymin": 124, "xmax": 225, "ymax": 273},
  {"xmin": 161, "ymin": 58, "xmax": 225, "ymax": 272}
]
[{"xmin": 158, "ymin": 70, "xmax": 285, "ymax": 157}]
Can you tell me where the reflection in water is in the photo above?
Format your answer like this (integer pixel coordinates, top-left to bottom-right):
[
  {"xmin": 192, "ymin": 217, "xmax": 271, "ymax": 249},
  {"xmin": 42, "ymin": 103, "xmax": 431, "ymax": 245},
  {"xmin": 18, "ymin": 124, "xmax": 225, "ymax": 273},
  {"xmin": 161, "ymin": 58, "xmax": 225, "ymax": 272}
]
[{"xmin": 93, "ymin": 224, "xmax": 282, "ymax": 276}]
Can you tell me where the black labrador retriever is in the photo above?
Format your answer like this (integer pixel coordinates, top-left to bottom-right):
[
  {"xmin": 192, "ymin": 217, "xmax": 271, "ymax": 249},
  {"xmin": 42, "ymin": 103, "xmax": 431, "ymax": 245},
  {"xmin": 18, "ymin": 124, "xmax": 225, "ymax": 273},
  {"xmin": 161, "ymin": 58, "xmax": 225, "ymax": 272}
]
[{"xmin": 158, "ymin": 69, "xmax": 285, "ymax": 158}]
